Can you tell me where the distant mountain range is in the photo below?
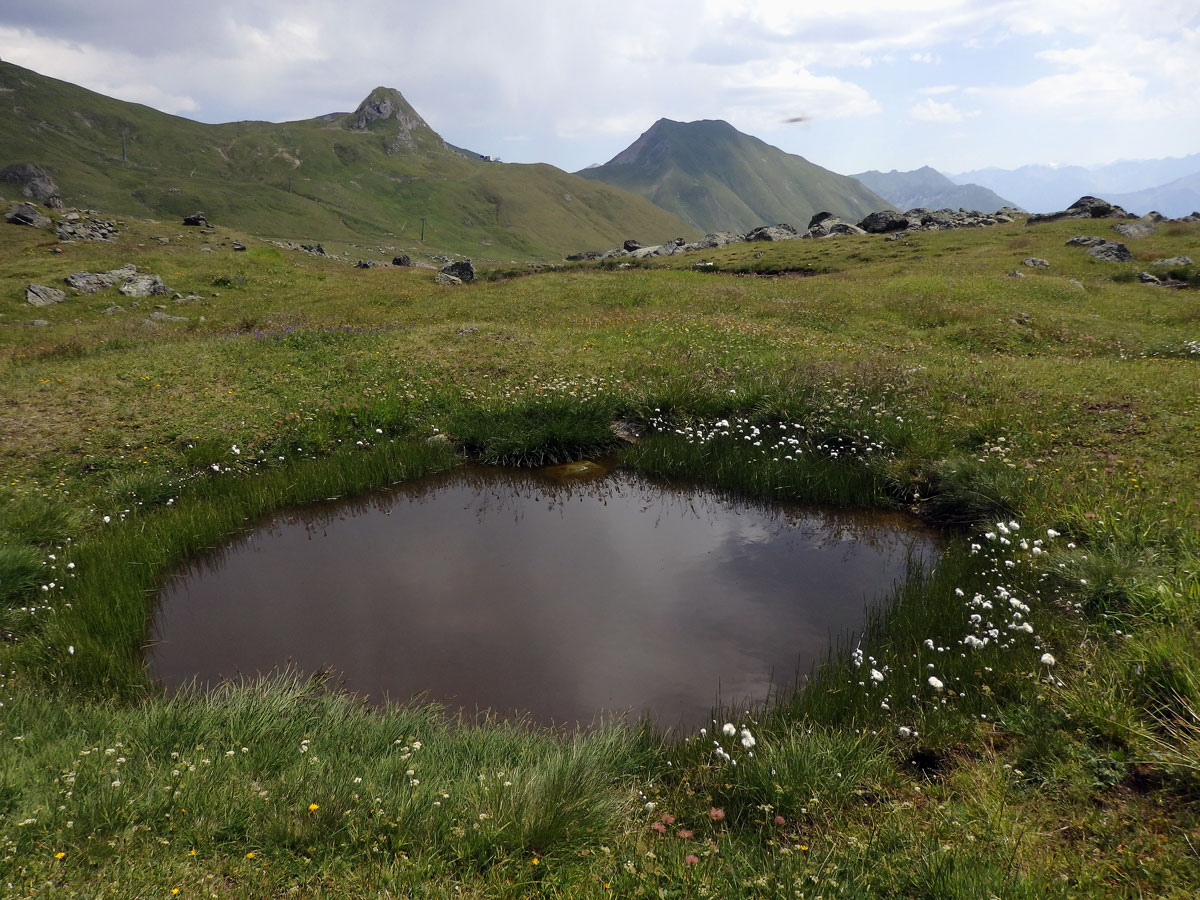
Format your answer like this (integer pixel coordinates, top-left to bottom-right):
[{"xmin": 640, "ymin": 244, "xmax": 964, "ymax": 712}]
[
  {"xmin": 851, "ymin": 166, "xmax": 1016, "ymax": 212},
  {"xmin": 0, "ymin": 61, "xmax": 693, "ymax": 258},
  {"xmin": 1106, "ymin": 172, "xmax": 1200, "ymax": 219},
  {"xmin": 576, "ymin": 118, "xmax": 890, "ymax": 234},
  {"xmin": 950, "ymin": 154, "xmax": 1200, "ymax": 216}
]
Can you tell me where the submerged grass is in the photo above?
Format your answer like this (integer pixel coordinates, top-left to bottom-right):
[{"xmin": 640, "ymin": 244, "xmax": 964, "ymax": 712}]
[{"xmin": 0, "ymin": 212, "xmax": 1198, "ymax": 895}]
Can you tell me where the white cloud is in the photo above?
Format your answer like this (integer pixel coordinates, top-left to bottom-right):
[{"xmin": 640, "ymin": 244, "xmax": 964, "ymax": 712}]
[
  {"xmin": 909, "ymin": 98, "xmax": 976, "ymax": 123},
  {"xmin": 1, "ymin": 1, "xmax": 1198, "ymax": 172}
]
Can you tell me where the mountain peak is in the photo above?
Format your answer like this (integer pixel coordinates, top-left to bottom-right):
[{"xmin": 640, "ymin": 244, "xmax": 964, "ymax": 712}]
[
  {"xmin": 581, "ymin": 117, "xmax": 890, "ymax": 232},
  {"xmin": 349, "ymin": 87, "xmax": 445, "ymax": 154}
]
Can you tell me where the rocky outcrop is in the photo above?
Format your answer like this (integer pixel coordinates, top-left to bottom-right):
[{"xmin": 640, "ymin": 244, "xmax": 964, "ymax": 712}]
[
  {"xmin": 1113, "ymin": 220, "xmax": 1158, "ymax": 239},
  {"xmin": 1026, "ymin": 196, "xmax": 1134, "ymax": 225},
  {"xmin": 56, "ymin": 213, "xmax": 119, "ymax": 242},
  {"xmin": 1066, "ymin": 235, "xmax": 1106, "ymax": 247},
  {"xmin": 1, "ymin": 164, "xmax": 63, "ymax": 209},
  {"xmin": 1152, "ymin": 256, "xmax": 1193, "ymax": 266},
  {"xmin": 858, "ymin": 209, "xmax": 911, "ymax": 233},
  {"xmin": 566, "ymin": 203, "xmax": 1021, "ymax": 262},
  {"xmin": 26, "ymin": 283, "xmax": 67, "ymax": 306},
  {"xmin": 805, "ymin": 212, "xmax": 866, "ymax": 238},
  {"xmin": 745, "ymin": 223, "xmax": 799, "ymax": 242},
  {"xmin": 119, "ymin": 274, "xmax": 173, "ymax": 297},
  {"xmin": 439, "ymin": 260, "xmax": 475, "ymax": 283},
  {"xmin": 1022, "ymin": 258, "xmax": 1049, "ymax": 267},
  {"xmin": 182, "ymin": 212, "xmax": 209, "ymax": 227},
  {"xmin": 65, "ymin": 264, "xmax": 138, "ymax": 293},
  {"xmin": 6, "ymin": 202, "xmax": 51, "ymax": 228},
  {"xmin": 392, "ymin": 253, "xmax": 413, "ymax": 267},
  {"xmin": 434, "ymin": 272, "xmax": 463, "ymax": 286},
  {"xmin": 1086, "ymin": 241, "xmax": 1133, "ymax": 263}
]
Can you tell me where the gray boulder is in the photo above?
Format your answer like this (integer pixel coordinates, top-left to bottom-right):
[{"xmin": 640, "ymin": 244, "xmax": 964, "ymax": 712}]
[
  {"xmin": 392, "ymin": 253, "xmax": 413, "ymax": 266},
  {"xmin": 439, "ymin": 259, "xmax": 476, "ymax": 283},
  {"xmin": 622, "ymin": 239, "xmax": 644, "ymax": 252},
  {"xmin": 433, "ymin": 272, "xmax": 463, "ymax": 286},
  {"xmin": 1113, "ymin": 220, "xmax": 1158, "ymax": 239},
  {"xmin": 6, "ymin": 202, "xmax": 52, "ymax": 228},
  {"xmin": 1022, "ymin": 257, "xmax": 1050, "ymax": 268},
  {"xmin": 684, "ymin": 232, "xmax": 740, "ymax": 251},
  {"xmin": 1086, "ymin": 241, "xmax": 1133, "ymax": 263},
  {"xmin": 806, "ymin": 212, "xmax": 867, "ymax": 237},
  {"xmin": 26, "ymin": 283, "xmax": 67, "ymax": 306},
  {"xmin": 1066, "ymin": 235, "xmax": 1106, "ymax": 247},
  {"xmin": 745, "ymin": 223, "xmax": 799, "ymax": 242},
  {"xmin": 23, "ymin": 319, "xmax": 51, "ymax": 327},
  {"xmin": 565, "ymin": 250, "xmax": 602, "ymax": 261},
  {"xmin": 182, "ymin": 212, "xmax": 209, "ymax": 227},
  {"xmin": 65, "ymin": 264, "xmax": 138, "ymax": 293},
  {"xmin": 1151, "ymin": 256, "xmax": 1193, "ymax": 266},
  {"xmin": 1027, "ymin": 196, "xmax": 1133, "ymax": 225},
  {"xmin": 1, "ymin": 163, "xmax": 63, "ymax": 209},
  {"xmin": 119, "ymin": 274, "xmax": 173, "ymax": 297},
  {"xmin": 858, "ymin": 210, "xmax": 911, "ymax": 233}
]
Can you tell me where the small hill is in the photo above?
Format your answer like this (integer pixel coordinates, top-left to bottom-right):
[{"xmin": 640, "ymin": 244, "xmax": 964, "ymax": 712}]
[
  {"xmin": 576, "ymin": 118, "xmax": 890, "ymax": 233},
  {"xmin": 0, "ymin": 61, "xmax": 694, "ymax": 258},
  {"xmin": 852, "ymin": 166, "xmax": 1017, "ymax": 212}
]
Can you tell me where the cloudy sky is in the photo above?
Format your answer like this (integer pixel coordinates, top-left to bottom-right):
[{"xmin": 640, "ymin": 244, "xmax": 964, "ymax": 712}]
[{"xmin": 1, "ymin": 1, "xmax": 1197, "ymax": 177}]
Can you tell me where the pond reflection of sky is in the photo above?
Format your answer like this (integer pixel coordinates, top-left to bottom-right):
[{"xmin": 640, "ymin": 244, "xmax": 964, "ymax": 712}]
[{"xmin": 149, "ymin": 464, "xmax": 938, "ymax": 730}]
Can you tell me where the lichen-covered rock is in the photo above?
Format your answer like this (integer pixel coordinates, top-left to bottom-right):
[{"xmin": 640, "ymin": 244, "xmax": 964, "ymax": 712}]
[
  {"xmin": 65, "ymin": 264, "xmax": 138, "ymax": 293},
  {"xmin": 1113, "ymin": 220, "xmax": 1158, "ymax": 239},
  {"xmin": 1027, "ymin": 196, "xmax": 1133, "ymax": 225},
  {"xmin": 119, "ymin": 274, "xmax": 173, "ymax": 297},
  {"xmin": 434, "ymin": 272, "xmax": 463, "ymax": 286},
  {"xmin": 439, "ymin": 260, "xmax": 475, "ymax": 283},
  {"xmin": 1066, "ymin": 235, "xmax": 1106, "ymax": 247},
  {"xmin": 858, "ymin": 210, "xmax": 911, "ymax": 233},
  {"xmin": 1, "ymin": 163, "xmax": 63, "ymax": 209},
  {"xmin": 26, "ymin": 283, "xmax": 67, "ymax": 306},
  {"xmin": 6, "ymin": 202, "xmax": 51, "ymax": 228},
  {"xmin": 744, "ymin": 223, "xmax": 799, "ymax": 242},
  {"xmin": 1022, "ymin": 257, "xmax": 1050, "ymax": 267},
  {"xmin": 1086, "ymin": 241, "xmax": 1133, "ymax": 263}
]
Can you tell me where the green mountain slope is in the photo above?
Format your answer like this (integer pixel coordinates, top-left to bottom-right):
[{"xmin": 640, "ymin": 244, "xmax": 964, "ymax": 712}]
[
  {"xmin": 852, "ymin": 166, "xmax": 1018, "ymax": 212},
  {"xmin": 0, "ymin": 62, "xmax": 694, "ymax": 258},
  {"xmin": 576, "ymin": 118, "xmax": 891, "ymax": 233}
]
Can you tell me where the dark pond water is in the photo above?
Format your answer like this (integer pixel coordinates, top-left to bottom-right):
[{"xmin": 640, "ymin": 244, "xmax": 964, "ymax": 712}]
[{"xmin": 149, "ymin": 462, "xmax": 937, "ymax": 730}]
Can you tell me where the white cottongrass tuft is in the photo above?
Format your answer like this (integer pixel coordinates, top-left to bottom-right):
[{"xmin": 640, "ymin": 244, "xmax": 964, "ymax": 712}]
[
  {"xmin": 1040, "ymin": 652, "xmax": 1056, "ymax": 667},
  {"xmin": 928, "ymin": 676, "xmax": 944, "ymax": 690}
]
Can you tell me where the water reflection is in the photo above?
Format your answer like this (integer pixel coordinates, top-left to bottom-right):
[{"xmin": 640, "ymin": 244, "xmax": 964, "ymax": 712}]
[{"xmin": 149, "ymin": 464, "xmax": 937, "ymax": 730}]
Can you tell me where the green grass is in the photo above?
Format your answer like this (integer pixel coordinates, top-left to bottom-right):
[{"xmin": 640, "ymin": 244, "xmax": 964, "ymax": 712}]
[{"xmin": 0, "ymin": 208, "xmax": 1198, "ymax": 896}]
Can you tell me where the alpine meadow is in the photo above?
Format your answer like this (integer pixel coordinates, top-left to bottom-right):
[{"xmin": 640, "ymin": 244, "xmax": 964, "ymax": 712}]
[{"xmin": 1, "ymin": 51, "xmax": 1200, "ymax": 900}]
